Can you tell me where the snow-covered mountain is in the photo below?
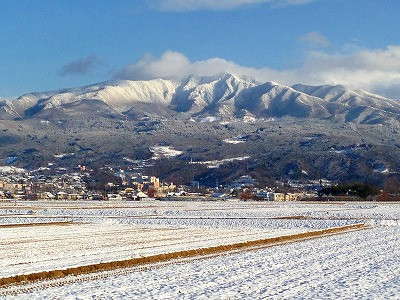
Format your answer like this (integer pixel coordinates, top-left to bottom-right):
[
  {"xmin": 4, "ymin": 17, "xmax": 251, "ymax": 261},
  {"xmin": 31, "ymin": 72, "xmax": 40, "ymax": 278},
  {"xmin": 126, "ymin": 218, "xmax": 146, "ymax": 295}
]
[
  {"xmin": 1, "ymin": 72, "xmax": 399, "ymax": 124},
  {"xmin": 291, "ymin": 84, "xmax": 400, "ymax": 124}
]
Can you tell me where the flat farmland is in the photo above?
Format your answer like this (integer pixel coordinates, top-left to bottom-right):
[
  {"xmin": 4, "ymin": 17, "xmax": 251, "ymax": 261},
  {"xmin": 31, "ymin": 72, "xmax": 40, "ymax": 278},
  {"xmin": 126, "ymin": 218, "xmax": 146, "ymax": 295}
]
[
  {"xmin": 0, "ymin": 200, "xmax": 399, "ymax": 299},
  {"xmin": 0, "ymin": 222, "xmax": 310, "ymax": 278}
]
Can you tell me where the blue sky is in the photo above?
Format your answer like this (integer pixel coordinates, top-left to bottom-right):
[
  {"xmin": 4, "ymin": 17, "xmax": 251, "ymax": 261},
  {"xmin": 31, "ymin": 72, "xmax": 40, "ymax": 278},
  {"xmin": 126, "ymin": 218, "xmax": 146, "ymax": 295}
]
[{"xmin": 1, "ymin": 0, "xmax": 400, "ymax": 98}]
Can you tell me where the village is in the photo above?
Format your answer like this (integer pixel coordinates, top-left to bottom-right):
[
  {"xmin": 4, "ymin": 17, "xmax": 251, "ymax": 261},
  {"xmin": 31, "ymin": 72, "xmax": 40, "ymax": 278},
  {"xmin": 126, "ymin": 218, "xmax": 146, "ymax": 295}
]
[{"xmin": 0, "ymin": 164, "xmax": 329, "ymax": 202}]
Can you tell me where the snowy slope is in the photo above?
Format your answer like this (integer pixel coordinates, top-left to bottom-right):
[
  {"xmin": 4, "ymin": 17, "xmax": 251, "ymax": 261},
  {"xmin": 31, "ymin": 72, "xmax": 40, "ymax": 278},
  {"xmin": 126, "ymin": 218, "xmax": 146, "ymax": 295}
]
[
  {"xmin": 292, "ymin": 83, "xmax": 400, "ymax": 123},
  {"xmin": 170, "ymin": 73, "xmax": 258, "ymax": 115},
  {"xmin": 5, "ymin": 79, "xmax": 177, "ymax": 117},
  {"xmin": 234, "ymin": 82, "xmax": 333, "ymax": 119},
  {"xmin": 1, "ymin": 73, "xmax": 399, "ymax": 124}
]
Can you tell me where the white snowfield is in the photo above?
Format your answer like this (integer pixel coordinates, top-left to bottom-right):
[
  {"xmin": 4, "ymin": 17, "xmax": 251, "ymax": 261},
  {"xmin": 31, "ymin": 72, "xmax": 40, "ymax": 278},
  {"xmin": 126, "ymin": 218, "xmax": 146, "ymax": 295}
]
[
  {"xmin": 0, "ymin": 166, "xmax": 25, "ymax": 174},
  {"xmin": 223, "ymin": 136, "xmax": 247, "ymax": 144},
  {"xmin": 189, "ymin": 156, "xmax": 250, "ymax": 168},
  {"xmin": 223, "ymin": 138, "xmax": 245, "ymax": 144},
  {"xmin": 1, "ymin": 200, "xmax": 400, "ymax": 299},
  {"xmin": 7, "ymin": 226, "xmax": 397, "ymax": 300},
  {"xmin": 0, "ymin": 223, "xmax": 307, "ymax": 278},
  {"xmin": 149, "ymin": 146, "xmax": 183, "ymax": 159}
]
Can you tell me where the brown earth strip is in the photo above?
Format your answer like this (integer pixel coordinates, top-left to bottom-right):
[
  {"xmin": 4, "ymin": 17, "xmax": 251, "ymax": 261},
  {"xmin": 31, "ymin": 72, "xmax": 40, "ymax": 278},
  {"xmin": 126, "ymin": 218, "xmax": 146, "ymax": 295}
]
[
  {"xmin": 0, "ymin": 214, "xmax": 161, "ymax": 220},
  {"xmin": 0, "ymin": 223, "xmax": 366, "ymax": 287},
  {"xmin": 269, "ymin": 215, "xmax": 400, "ymax": 221},
  {"xmin": 270, "ymin": 215, "xmax": 309, "ymax": 220},
  {"xmin": 0, "ymin": 214, "xmax": 393, "ymax": 221},
  {"xmin": 0, "ymin": 222, "xmax": 74, "ymax": 228},
  {"xmin": 0, "ymin": 205, "xmax": 160, "ymax": 210}
]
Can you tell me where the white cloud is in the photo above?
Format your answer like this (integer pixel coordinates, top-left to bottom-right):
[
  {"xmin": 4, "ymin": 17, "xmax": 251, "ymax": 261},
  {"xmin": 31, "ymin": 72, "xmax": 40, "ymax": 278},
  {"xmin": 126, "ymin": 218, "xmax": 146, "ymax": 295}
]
[
  {"xmin": 114, "ymin": 46, "xmax": 400, "ymax": 99},
  {"xmin": 149, "ymin": 0, "xmax": 316, "ymax": 11},
  {"xmin": 298, "ymin": 32, "xmax": 330, "ymax": 47},
  {"xmin": 114, "ymin": 52, "xmax": 190, "ymax": 81},
  {"xmin": 305, "ymin": 46, "xmax": 400, "ymax": 72},
  {"xmin": 300, "ymin": 46, "xmax": 400, "ymax": 96},
  {"xmin": 113, "ymin": 51, "xmax": 297, "ymax": 84}
]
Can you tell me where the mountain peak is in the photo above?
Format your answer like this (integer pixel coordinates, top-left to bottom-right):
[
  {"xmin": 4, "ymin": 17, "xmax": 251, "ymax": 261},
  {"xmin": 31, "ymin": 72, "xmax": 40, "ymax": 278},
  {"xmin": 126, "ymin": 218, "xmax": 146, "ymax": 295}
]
[
  {"xmin": 1, "ymin": 75, "xmax": 399, "ymax": 125},
  {"xmin": 181, "ymin": 72, "xmax": 259, "ymax": 86}
]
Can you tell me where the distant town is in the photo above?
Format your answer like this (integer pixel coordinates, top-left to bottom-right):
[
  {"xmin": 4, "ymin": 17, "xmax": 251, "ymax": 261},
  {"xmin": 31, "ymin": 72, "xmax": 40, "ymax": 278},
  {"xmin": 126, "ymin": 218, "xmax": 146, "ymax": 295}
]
[{"xmin": 0, "ymin": 163, "xmax": 397, "ymax": 202}]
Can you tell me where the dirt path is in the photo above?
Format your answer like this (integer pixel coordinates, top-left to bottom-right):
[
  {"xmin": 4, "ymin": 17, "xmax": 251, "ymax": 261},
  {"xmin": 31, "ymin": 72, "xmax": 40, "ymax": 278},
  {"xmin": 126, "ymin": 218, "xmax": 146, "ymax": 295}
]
[{"xmin": 0, "ymin": 221, "xmax": 74, "ymax": 228}]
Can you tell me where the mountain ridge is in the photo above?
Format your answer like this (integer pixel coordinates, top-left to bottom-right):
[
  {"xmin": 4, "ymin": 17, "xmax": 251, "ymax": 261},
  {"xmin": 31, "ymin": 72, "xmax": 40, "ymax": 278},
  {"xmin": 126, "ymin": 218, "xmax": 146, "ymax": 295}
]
[
  {"xmin": 0, "ymin": 73, "xmax": 399, "ymax": 186},
  {"xmin": 1, "ymin": 73, "xmax": 399, "ymax": 125}
]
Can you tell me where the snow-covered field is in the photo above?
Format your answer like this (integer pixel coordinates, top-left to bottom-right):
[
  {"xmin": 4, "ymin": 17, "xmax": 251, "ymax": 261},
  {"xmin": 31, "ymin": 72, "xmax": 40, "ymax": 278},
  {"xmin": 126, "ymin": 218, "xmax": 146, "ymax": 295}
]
[
  {"xmin": 0, "ymin": 223, "xmax": 308, "ymax": 278},
  {"xmin": 1, "ymin": 200, "xmax": 400, "ymax": 299}
]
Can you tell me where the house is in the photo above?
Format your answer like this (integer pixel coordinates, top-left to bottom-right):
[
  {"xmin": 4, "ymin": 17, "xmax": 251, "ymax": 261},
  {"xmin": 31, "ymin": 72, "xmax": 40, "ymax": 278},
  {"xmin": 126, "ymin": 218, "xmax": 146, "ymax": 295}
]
[
  {"xmin": 154, "ymin": 191, "xmax": 167, "ymax": 199},
  {"xmin": 175, "ymin": 190, "xmax": 187, "ymax": 196},
  {"xmin": 67, "ymin": 193, "xmax": 82, "ymax": 200},
  {"xmin": 272, "ymin": 192, "xmax": 285, "ymax": 202},
  {"xmin": 24, "ymin": 193, "xmax": 38, "ymax": 200},
  {"xmin": 159, "ymin": 182, "xmax": 176, "ymax": 193},
  {"xmin": 134, "ymin": 191, "xmax": 154, "ymax": 201},
  {"xmin": 12, "ymin": 190, "xmax": 25, "ymax": 200},
  {"xmin": 135, "ymin": 191, "xmax": 148, "ymax": 200},
  {"xmin": 107, "ymin": 194, "xmax": 123, "ymax": 200},
  {"xmin": 150, "ymin": 176, "xmax": 160, "ymax": 189},
  {"xmin": 285, "ymin": 193, "xmax": 304, "ymax": 201},
  {"xmin": 211, "ymin": 192, "xmax": 226, "ymax": 198},
  {"xmin": 38, "ymin": 192, "xmax": 55, "ymax": 200},
  {"xmin": 255, "ymin": 191, "xmax": 274, "ymax": 201},
  {"xmin": 56, "ymin": 191, "xmax": 68, "ymax": 200},
  {"xmin": 89, "ymin": 194, "xmax": 103, "ymax": 200}
]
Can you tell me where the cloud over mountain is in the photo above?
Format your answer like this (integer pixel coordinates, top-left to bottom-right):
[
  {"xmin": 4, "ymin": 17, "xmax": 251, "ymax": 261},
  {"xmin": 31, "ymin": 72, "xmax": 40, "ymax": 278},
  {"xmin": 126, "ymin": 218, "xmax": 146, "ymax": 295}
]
[
  {"xmin": 115, "ymin": 46, "xmax": 400, "ymax": 99},
  {"xmin": 113, "ymin": 51, "xmax": 297, "ymax": 85},
  {"xmin": 303, "ymin": 46, "xmax": 400, "ymax": 98}
]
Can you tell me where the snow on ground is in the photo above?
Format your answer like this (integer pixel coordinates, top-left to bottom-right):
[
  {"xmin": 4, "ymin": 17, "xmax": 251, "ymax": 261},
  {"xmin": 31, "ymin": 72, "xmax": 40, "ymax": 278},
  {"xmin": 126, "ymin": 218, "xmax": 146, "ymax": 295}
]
[
  {"xmin": 200, "ymin": 116, "xmax": 219, "ymax": 123},
  {"xmin": 243, "ymin": 116, "xmax": 257, "ymax": 123},
  {"xmin": 4, "ymin": 226, "xmax": 400, "ymax": 299},
  {"xmin": 1, "ymin": 201, "xmax": 400, "ymax": 298},
  {"xmin": 219, "ymin": 121, "xmax": 231, "ymax": 125},
  {"xmin": 1, "ymin": 223, "xmax": 306, "ymax": 278},
  {"xmin": 149, "ymin": 146, "xmax": 183, "ymax": 159},
  {"xmin": 223, "ymin": 138, "xmax": 245, "ymax": 144},
  {"xmin": 223, "ymin": 136, "xmax": 246, "ymax": 144},
  {"xmin": 0, "ymin": 166, "xmax": 25, "ymax": 174},
  {"xmin": 373, "ymin": 167, "xmax": 390, "ymax": 174},
  {"xmin": 2, "ymin": 200, "xmax": 400, "ymax": 226},
  {"xmin": 190, "ymin": 156, "xmax": 250, "ymax": 168},
  {"xmin": 53, "ymin": 153, "xmax": 75, "ymax": 158},
  {"xmin": 0, "ymin": 201, "xmax": 364, "ymax": 278}
]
